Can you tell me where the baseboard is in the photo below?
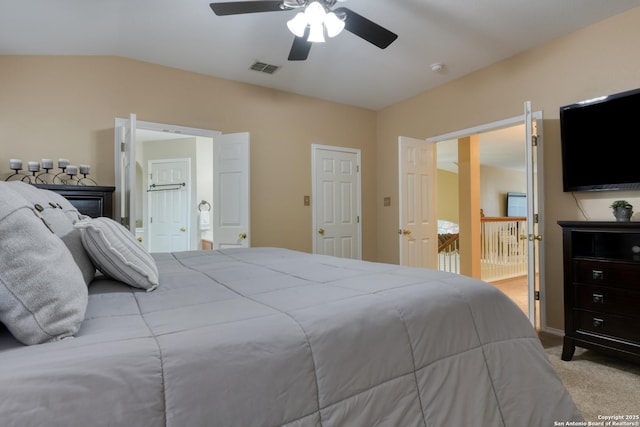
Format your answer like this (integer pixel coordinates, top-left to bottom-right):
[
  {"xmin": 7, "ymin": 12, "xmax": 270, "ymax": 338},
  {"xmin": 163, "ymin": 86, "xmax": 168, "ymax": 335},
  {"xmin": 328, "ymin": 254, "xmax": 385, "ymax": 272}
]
[{"xmin": 540, "ymin": 326, "xmax": 563, "ymax": 337}]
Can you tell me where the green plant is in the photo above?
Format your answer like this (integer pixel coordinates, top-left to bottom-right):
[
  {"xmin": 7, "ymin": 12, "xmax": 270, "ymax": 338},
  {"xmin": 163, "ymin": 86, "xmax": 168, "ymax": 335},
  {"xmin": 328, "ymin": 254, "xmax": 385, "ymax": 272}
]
[{"xmin": 610, "ymin": 200, "xmax": 632, "ymax": 209}]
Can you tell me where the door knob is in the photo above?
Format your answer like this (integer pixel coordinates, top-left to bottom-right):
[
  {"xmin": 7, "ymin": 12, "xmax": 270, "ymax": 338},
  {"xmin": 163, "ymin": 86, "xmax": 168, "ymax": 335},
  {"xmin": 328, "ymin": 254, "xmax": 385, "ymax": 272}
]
[
  {"xmin": 523, "ymin": 234, "xmax": 543, "ymax": 241},
  {"xmin": 239, "ymin": 232, "xmax": 247, "ymax": 239},
  {"xmin": 318, "ymin": 228, "xmax": 325, "ymax": 235},
  {"xmin": 180, "ymin": 227, "xmax": 186, "ymax": 232},
  {"xmin": 400, "ymin": 228, "xmax": 411, "ymax": 236}
]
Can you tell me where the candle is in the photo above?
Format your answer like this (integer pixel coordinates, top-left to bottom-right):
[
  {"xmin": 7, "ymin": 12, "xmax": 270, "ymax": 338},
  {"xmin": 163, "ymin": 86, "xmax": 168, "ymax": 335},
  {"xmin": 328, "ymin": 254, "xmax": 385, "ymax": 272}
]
[
  {"xmin": 79, "ymin": 164, "xmax": 90, "ymax": 175},
  {"xmin": 58, "ymin": 158, "xmax": 70, "ymax": 169},
  {"xmin": 41, "ymin": 158, "xmax": 54, "ymax": 169},
  {"xmin": 66, "ymin": 165, "xmax": 78, "ymax": 176},
  {"xmin": 9, "ymin": 159, "xmax": 22, "ymax": 170},
  {"xmin": 28, "ymin": 161, "xmax": 40, "ymax": 172}
]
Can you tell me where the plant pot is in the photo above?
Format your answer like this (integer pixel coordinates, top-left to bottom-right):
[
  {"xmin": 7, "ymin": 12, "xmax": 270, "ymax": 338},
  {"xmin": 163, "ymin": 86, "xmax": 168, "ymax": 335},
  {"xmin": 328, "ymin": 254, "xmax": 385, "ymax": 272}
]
[{"xmin": 613, "ymin": 206, "xmax": 633, "ymax": 222}]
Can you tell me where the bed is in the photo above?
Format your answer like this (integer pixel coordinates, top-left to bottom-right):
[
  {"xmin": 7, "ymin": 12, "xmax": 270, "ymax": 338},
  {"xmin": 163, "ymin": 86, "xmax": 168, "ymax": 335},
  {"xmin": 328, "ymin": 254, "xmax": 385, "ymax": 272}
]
[{"xmin": 0, "ymin": 181, "xmax": 582, "ymax": 426}]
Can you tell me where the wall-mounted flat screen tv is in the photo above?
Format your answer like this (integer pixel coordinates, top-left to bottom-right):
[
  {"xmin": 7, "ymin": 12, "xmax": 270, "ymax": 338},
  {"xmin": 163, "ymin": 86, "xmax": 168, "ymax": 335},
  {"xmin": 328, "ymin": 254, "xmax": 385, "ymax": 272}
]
[{"xmin": 560, "ymin": 87, "xmax": 640, "ymax": 192}]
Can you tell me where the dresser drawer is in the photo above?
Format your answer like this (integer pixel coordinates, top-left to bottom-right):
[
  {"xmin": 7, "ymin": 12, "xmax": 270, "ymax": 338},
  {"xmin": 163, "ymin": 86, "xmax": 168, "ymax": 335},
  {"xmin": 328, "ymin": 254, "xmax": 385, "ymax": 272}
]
[
  {"xmin": 573, "ymin": 259, "xmax": 640, "ymax": 290},
  {"xmin": 65, "ymin": 196, "xmax": 105, "ymax": 218},
  {"xmin": 575, "ymin": 284, "xmax": 640, "ymax": 318},
  {"xmin": 575, "ymin": 309, "xmax": 640, "ymax": 343},
  {"xmin": 35, "ymin": 184, "xmax": 114, "ymax": 219}
]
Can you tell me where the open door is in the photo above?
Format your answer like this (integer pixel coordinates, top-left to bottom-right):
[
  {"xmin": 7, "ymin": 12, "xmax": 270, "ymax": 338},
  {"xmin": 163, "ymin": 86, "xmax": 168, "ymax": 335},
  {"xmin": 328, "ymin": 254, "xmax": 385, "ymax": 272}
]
[
  {"xmin": 114, "ymin": 113, "xmax": 137, "ymax": 230},
  {"xmin": 213, "ymin": 132, "xmax": 250, "ymax": 249},
  {"xmin": 524, "ymin": 101, "xmax": 543, "ymax": 327},
  {"xmin": 398, "ymin": 136, "xmax": 438, "ymax": 268}
]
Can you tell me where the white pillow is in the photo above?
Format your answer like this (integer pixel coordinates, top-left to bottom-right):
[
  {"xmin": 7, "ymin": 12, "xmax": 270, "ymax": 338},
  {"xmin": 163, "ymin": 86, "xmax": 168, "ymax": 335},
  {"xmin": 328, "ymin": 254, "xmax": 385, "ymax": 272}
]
[
  {"xmin": 0, "ymin": 182, "xmax": 88, "ymax": 345},
  {"xmin": 74, "ymin": 217, "xmax": 159, "ymax": 291}
]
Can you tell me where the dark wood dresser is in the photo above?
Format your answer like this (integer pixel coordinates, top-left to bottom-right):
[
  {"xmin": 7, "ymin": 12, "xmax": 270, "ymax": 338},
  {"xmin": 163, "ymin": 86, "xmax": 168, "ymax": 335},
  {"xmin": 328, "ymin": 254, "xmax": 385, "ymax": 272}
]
[
  {"xmin": 35, "ymin": 184, "xmax": 115, "ymax": 219},
  {"xmin": 558, "ymin": 221, "xmax": 640, "ymax": 363}
]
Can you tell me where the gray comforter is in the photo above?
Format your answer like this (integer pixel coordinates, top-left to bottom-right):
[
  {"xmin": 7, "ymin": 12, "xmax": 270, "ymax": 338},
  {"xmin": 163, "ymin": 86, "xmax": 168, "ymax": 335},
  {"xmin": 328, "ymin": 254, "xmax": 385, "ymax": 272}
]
[{"xmin": 0, "ymin": 247, "xmax": 581, "ymax": 426}]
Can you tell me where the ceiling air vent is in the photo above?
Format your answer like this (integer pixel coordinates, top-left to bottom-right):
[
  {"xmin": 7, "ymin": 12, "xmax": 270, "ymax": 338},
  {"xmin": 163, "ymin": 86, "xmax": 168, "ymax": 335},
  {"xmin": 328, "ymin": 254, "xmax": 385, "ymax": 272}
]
[{"xmin": 249, "ymin": 61, "xmax": 280, "ymax": 74}]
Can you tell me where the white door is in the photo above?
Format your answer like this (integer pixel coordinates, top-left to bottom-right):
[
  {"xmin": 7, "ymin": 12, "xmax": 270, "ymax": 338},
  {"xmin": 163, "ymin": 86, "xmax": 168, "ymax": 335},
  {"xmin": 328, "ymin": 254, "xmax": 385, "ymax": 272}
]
[
  {"xmin": 524, "ymin": 101, "xmax": 543, "ymax": 327},
  {"xmin": 114, "ymin": 113, "xmax": 137, "ymax": 229},
  {"xmin": 213, "ymin": 132, "xmax": 250, "ymax": 249},
  {"xmin": 312, "ymin": 145, "xmax": 361, "ymax": 259},
  {"xmin": 398, "ymin": 136, "xmax": 438, "ymax": 268},
  {"xmin": 147, "ymin": 159, "xmax": 190, "ymax": 252}
]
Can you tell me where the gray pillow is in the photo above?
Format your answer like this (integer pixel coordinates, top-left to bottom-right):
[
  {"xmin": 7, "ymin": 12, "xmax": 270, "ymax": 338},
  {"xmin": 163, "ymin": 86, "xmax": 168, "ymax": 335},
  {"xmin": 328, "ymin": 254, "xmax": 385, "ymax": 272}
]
[
  {"xmin": 0, "ymin": 182, "xmax": 88, "ymax": 345},
  {"xmin": 5, "ymin": 181, "xmax": 96, "ymax": 285},
  {"xmin": 74, "ymin": 217, "xmax": 159, "ymax": 291}
]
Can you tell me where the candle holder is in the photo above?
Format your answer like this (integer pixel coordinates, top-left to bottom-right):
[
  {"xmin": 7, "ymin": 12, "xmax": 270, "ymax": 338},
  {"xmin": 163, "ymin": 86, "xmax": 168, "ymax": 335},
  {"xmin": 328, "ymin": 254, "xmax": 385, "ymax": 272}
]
[
  {"xmin": 52, "ymin": 167, "xmax": 68, "ymax": 184},
  {"xmin": 35, "ymin": 159, "xmax": 56, "ymax": 184},
  {"xmin": 5, "ymin": 169, "xmax": 34, "ymax": 183},
  {"xmin": 77, "ymin": 164, "xmax": 96, "ymax": 186},
  {"xmin": 63, "ymin": 165, "xmax": 80, "ymax": 185},
  {"xmin": 35, "ymin": 167, "xmax": 56, "ymax": 184},
  {"xmin": 5, "ymin": 159, "xmax": 34, "ymax": 183}
]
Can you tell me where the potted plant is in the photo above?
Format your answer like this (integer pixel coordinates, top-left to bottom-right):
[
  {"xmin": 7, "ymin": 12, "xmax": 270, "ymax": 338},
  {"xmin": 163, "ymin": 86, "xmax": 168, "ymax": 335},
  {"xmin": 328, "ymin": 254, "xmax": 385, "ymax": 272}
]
[{"xmin": 610, "ymin": 200, "xmax": 633, "ymax": 221}]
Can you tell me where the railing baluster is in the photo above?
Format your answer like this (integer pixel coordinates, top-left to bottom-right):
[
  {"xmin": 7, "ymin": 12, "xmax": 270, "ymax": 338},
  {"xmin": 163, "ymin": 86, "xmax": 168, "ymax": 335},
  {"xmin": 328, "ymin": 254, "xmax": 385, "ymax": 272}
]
[{"xmin": 437, "ymin": 216, "xmax": 533, "ymax": 280}]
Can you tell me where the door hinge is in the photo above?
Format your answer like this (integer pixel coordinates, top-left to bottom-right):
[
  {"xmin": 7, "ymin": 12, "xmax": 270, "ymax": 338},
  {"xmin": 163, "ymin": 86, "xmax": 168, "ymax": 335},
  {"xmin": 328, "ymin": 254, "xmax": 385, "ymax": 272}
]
[
  {"xmin": 357, "ymin": 165, "xmax": 360, "ymax": 173},
  {"xmin": 534, "ymin": 213, "xmax": 539, "ymax": 224},
  {"xmin": 120, "ymin": 142, "xmax": 126, "ymax": 152},
  {"xmin": 531, "ymin": 135, "xmax": 538, "ymax": 146},
  {"xmin": 534, "ymin": 291, "xmax": 540, "ymax": 301},
  {"xmin": 357, "ymin": 216, "xmax": 360, "ymax": 223}
]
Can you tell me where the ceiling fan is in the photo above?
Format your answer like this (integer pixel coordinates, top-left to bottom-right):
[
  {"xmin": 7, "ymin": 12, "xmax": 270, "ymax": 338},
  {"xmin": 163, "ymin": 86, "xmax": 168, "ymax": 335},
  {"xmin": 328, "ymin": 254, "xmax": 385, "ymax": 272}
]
[{"xmin": 209, "ymin": 0, "xmax": 398, "ymax": 61}]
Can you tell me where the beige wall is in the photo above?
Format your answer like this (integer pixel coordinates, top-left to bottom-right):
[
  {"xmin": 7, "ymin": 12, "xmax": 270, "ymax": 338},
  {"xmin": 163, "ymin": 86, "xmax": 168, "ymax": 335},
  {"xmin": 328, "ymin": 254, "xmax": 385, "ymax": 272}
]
[
  {"xmin": 437, "ymin": 169, "xmax": 458, "ymax": 223},
  {"xmin": 376, "ymin": 7, "xmax": 640, "ymax": 330},
  {"xmin": 481, "ymin": 166, "xmax": 526, "ymax": 217},
  {"xmin": 0, "ymin": 56, "xmax": 378, "ymax": 260}
]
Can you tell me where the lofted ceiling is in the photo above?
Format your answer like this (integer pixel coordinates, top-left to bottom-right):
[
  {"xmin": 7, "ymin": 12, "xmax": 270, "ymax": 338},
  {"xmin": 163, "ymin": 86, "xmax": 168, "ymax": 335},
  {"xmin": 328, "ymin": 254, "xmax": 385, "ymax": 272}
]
[
  {"xmin": 2, "ymin": 1, "xmax": 639, "ymax": 172},
  {"xmin": 1, "ymin": 0, "xmax": 640, "ymax": 111}
]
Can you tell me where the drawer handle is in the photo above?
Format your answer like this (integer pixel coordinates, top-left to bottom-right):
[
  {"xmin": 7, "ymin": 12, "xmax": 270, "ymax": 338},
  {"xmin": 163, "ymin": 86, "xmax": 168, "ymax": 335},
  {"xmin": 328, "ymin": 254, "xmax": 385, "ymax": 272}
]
[
  {"xmin": 592, "ymin": 270, "xmax": 604, "ymax": 280},
  {"xmin": 592, "ymin": 318, "xmax": 604, "ymax": 328},
  {"xmin": 592, "ymin": 293, "xmax": 604, "ymax": 304}
]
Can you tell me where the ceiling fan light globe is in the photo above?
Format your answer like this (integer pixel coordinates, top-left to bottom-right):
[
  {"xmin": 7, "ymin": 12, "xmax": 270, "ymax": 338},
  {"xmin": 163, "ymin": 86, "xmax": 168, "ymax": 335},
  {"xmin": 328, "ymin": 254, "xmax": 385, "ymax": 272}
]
[
  {"xmin": 287, "ymin": 12, "xmax": 307, "ymax": 37},
  {"xmin": 305, "ymin": 1, "xmax": 326, "ymax": 24},
  {"xmin": 324, "ymin": 12, "xmax": 344, "ymax": 37},
  {"xmin": 307, "ymin": 22, "xmax": 325, "ymax": 43}
]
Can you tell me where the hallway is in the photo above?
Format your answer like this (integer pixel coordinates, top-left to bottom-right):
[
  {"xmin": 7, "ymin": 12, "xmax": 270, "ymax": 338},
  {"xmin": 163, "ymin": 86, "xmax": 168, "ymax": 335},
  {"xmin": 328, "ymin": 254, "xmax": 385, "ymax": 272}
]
[{"xmin": 490, "ymin": 275, "xmax": 528, "ymax": 316}]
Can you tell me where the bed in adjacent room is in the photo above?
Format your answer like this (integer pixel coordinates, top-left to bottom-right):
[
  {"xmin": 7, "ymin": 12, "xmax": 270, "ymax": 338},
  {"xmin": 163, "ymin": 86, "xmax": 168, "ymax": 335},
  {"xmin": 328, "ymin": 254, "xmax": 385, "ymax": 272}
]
[{"xmin": 0, "ymin": 181, "xmax": 582, "ymax": 426}]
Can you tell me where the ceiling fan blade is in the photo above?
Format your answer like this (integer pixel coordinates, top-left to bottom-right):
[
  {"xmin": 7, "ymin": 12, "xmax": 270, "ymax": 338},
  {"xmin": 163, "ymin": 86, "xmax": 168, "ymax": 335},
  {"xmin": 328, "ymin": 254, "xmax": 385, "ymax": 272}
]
[
  {"xmin": 209, "ymin": 1, "xmax": 285, "ymax": 16},
  {"xmin": 334, "ymin": 7, "xmax": 398, "ymax": 49},
  {"xmin": 288, "ymin": 28, "xmax": 312, "ymax": 61}
]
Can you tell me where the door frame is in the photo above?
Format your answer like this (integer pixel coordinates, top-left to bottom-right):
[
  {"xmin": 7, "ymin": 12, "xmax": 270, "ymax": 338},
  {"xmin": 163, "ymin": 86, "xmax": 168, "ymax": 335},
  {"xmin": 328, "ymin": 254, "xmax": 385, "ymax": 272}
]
[
  {"xmin": 114, "ymin": 116, "xmax": 221, "ymax": 229},
  {"xmin": 426, "ymin": 109, "xmax": 545, "ymax": 329},
  {"xmin": 311, "ymin": 144, "xmax": 362, "ymax": 259}
]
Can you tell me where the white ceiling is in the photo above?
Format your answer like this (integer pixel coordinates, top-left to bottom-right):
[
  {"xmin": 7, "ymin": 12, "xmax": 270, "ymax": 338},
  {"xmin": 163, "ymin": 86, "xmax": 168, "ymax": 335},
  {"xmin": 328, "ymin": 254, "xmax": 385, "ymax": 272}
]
[{"xmin": 2, "ymin": 0, "xmax": 639, "ymax": 111}]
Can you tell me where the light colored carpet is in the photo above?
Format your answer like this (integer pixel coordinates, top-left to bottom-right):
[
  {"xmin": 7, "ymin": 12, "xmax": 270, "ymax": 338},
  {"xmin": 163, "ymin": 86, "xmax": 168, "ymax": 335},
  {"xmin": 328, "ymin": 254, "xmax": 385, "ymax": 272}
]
[{"xmin": 539, "ymin": 332, "xmax": 640, "ymax": 422}]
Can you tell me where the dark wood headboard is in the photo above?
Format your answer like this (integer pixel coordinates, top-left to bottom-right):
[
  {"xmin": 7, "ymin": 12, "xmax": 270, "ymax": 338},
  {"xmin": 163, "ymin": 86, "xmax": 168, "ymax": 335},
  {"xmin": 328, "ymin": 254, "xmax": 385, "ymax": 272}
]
[{"xmin": 35, "ymin": 184, "xmax": 115, "ymax": 219}]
